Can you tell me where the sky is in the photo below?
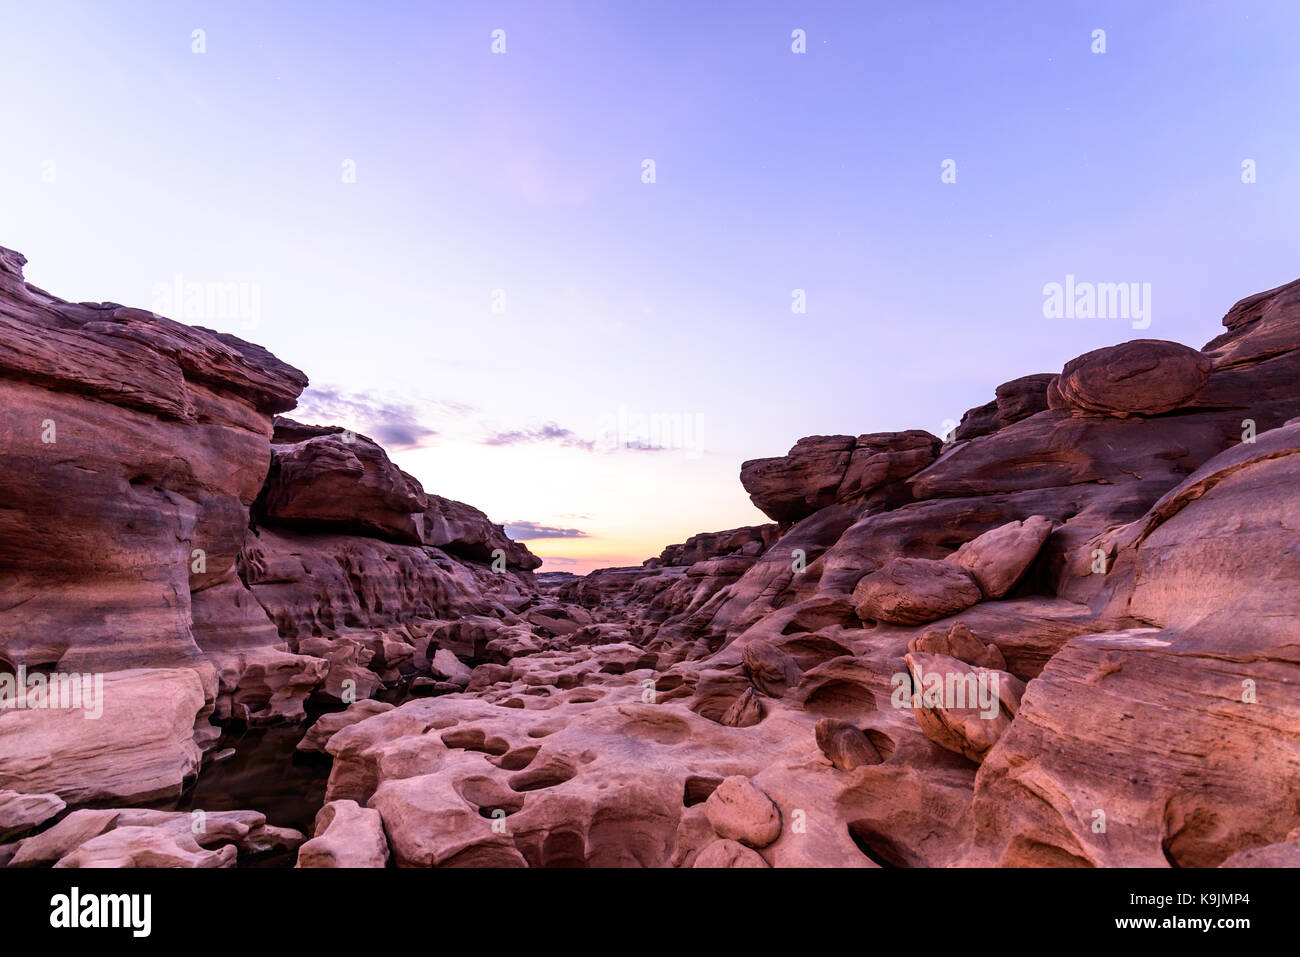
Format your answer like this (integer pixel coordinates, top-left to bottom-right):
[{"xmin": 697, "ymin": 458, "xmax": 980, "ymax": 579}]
[{"xmin": 2, "ymin": 0, "xmax": 1299, "ymax": 573}]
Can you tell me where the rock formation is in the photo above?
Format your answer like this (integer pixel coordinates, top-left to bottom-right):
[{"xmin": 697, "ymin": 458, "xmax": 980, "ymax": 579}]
[{"xmin": 3, "ymin": 243, "xmax": 1300, "ymax": 869}]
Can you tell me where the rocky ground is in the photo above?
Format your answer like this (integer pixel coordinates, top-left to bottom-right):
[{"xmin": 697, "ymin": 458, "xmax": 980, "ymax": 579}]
[{"xmin": 2, "ymin": 244, "xmax": 1299, "ymax": 868}]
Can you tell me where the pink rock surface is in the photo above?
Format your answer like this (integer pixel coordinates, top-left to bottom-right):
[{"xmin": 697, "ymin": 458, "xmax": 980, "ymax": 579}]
[{"xmin": 5, "ymin": 245, "xmax": 1300, "ymax": 871}]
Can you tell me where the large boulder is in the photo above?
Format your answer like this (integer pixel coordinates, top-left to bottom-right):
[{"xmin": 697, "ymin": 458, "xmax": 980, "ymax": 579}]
[
  {"xmin": 1054, "ymin": 339, "xmax": 1211, "ymax": 417},
  {"xmin": 852, "ymin": 557, "xmax": 982, "ymax": 625},
  {"xmin": 257, "ymin": 426, "xmax": 428, "ymax": 544},
  {"xmin": 835, "ymin": 431, "xmax": 941, "ymax": 504},
  {"xmin": 704, "ymin": 776, "xmax": 782, "ymax": 848},
  {"xmin": 0, "ymin": 789, "xmax": 65, "ymax": 841},
  {"xmin": 903, "ymin": 653, "xmax": 1024, "ymax": 763},
  {"xmin": 945, "ymin": 515, "xmax": 1053, "ymax": 598},
  {"xmin": 0, "ymin": 668, "xmax": 206, "ymax": 805}
]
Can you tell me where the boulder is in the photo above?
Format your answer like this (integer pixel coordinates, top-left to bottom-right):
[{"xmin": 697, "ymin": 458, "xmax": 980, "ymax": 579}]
[
  {"xmin": 908, "ymin": 622, "xmax": 1007, "ymax": 671},
  {"xmin": 693, "ymin": 838, "xmax": 769, "ymax": 867},
  {"xmin": 1055, "ymin": 339, "xmax": 1211, "ymax": 417},
  {"xmin": 853, "ymin": 557, "xmax": 982, "ymax": 625},
  {"xmin": 0, "ymin": 789, "xmax": 65, "ymax": 841},
  {"xmin": 814, "ymin": 719, "xmax": 883, "ymax": 771},
  {"xmin": 903, "ymin": 653, "xmax": 1024, "ymax": 763},
  {"xmin": 704, "ymin": 776, "xmax": 782, "ymax": 848},
  {"xmin": 257, "ymin": 427, "xmax": 428, "ymax": 544},
  {"xmin": 296, "ymin": 799, "xmax": 389, "ymax": 868},
  {"xmin": 945, "ymin": 515, "xmax": 1053, "ymax": 598}
]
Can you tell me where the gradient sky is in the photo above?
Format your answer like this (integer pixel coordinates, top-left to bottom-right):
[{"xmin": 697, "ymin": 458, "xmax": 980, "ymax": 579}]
[{"xmin": 3, "ymin": 1, "xmax": 1299, "ymax": 572}]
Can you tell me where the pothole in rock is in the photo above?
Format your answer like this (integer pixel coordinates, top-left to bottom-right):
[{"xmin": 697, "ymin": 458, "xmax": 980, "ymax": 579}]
[
  {"xmin": 456, "ymin": 775, "xmax": 526, "ymax": 816},
  {"xmin": 492, "ymin": 745, "xmax": 540, "ymax": 771},
  {"xmin": 683, "ymin": 775, "xmax": 723, "ymax": 807},
  {"xmin": 846, "ymin": 820, "xmax": 923, "ymax": 868},
  {"xmin": 864, "ymin": 728, "xmax": 896, "ymax": 761},
  {"xmin": 802, "ymin": 678, "xmax": 877, "ymax": 719},
  {"xmin": 508, "ymin": 756, "xmax": 578, "ymax": 792},
  {"xmin": 618, "ymin": 710, "xmax": 691, "ymax": 744},
  {"xmin": 440, "ymin": 727, "xmax": 510, "ymax": 756}
]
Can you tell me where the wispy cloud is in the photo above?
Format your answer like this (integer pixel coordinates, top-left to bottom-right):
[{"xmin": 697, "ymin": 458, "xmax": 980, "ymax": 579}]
[
  {"xmin": 505, "ymin": 521, "xmax": 590, "ymax": 540},
  {"xmin": 483, "ymin": 422, "xmax": 595, "ymax": 451},
  {"xmin": 295, "ymin": 385, "xmax": 465, "ymax": 451}
]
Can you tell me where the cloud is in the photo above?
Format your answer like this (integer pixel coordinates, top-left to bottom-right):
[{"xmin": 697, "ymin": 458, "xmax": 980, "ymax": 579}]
[
  {"xmin": 295, "ymin": 386, "xmax": 455, "ymax": 451},
  {"xmin": 536, "ymin": 556, "xmax": 580, "ymax": 567},
  {"xmin": 505, "ymin": 521, "xmax": 590, "ymax": 540},
  {"xmin": 483, "ymin": 422, "xmax": 595, "ymax": 451}
]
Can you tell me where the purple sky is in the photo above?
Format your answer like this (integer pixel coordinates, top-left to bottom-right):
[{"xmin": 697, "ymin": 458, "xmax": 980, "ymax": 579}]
[{"xmin": 3, "ymin": 0, "xmax": 1299, "ymax": 571}]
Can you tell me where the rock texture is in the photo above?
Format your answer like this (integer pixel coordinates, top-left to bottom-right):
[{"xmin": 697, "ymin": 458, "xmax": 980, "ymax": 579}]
[
  {"xmin": 0, "ymin": 246, "xmax": 541, "ymax": 829},
  {"xmin": 5, "ymin": 245, "xmax": 1300, "ymax": 870},
  {"xmin": 853, "ymin": 558, "xmax": 982, "ymax": 625},
  {"xmin": 1054, "ymin": 339, "xmax": 1211, "ymax": 417}
]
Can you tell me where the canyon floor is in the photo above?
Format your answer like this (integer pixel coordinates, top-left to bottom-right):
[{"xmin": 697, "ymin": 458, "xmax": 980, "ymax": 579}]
[{"xmin": 2, "ymin": 244, "xmax": 1299, "ymax": 868}]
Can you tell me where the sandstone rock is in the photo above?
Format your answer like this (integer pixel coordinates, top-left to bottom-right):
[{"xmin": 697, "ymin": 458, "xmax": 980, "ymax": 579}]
[
  {"xmin": 53, "ymin": 826, "xmax": 237, "ymax": 868},
  {"xmin": 741, "ymin": 432, "xmax": 940, "ymax": 524},
  {"xmin": 297, "ymin": 635, "xmax": 384, "ymax": 703},
  {"xmin": 1220, "ymin": 833, "xmax": 1300, "ymax": 867},
  {"xmin": 704, "ymin": 776, "xmax": 782, "ymax": 848},
  {"xmin": 6, "ymin": 809, "xmax": 121, "ymax": 867},
  {"xmin": 1204, "ymin": 275, "xmax": 1300, "ymax": 369},
  {"xmin": 903, "ymin": 653, "xmax": 1024, "ymax": 763},
  {"xmin": 0, "ymin": 247, "xmax": 309, "ymax": 799},
  {"xmin": 815, "ymin": 719, "xmax": 883, "ymax": 771},
  {"xmin": 0, "ymin": 789, "xmax": 65, "ymax": 841},
  {"xmin": 908, "ymin": 622, "xmax": 1006, "ymax": 671},
  {"xmin": 422, "ymin": 494, "xmax": 541, "ymax": 570},
  {"xmin": 836, "ymin": 431, "xmax": 941, "ymax": 504},
  {"xmin": 6, "ymin": 242, "xmax": 1300, "ymax": 875},
  {"xmin": 208, "ymin": 646, "xmax": 327, "ymax": 724},
  {"xmin": 720, "ymin": 687, "xmax": 763, "ymax": 727},
  {"xmin": 296, "ymin": 799, "xmax": 389, "ymax": 868},
  {"xmin": 0, "ymin": 668, "xmax": 206, "ymax": 806},
  {"xmin": 693, "ymin": 838, "xmax": 768, "ymax": 867},
  {"xmin": 740, "ymin": 640, "xmax": 802, "ymax": 697},
  {"xmin": 955, "ymin": 373, "xmax": 1055, "ymax": 440},
  {"xmin": 1055, "ymin": 339, "xmax": 1211, "ymax": 417},
  {"xmin": 853, "ymin": 557, "xmax": 982, "ymax": 625},
  {"xmin": 110, "ymin": 808, "xmax": 303, "ymax": 856},
  {"xmin": 20, "ymin": 806, "xmax": 299, "ymax": 868},
  {"xmin": 740, "ymin": 436, "xmax": 855, "ymax": 523},
  {"xmin": 240, "ymin": 528, "xmax": 532, "ymax": 640},
  {"xmin": 658, "ymin": 525, "xmax": 777, "ymax": 566},
  {"xmin": 257, "ymin": 428, "xmax": 428, "ymax": 544},
  {"xmin": 945, "ymin": 515, "xmax": 1053, "ymax": 598},
  {"xmin": 971, "ymin": 425, "xmax": 1300, "ymax": 865},
  {"xmin": 298, "ymin": 700, "xmax": 396, "ymax": 753},
  {"xmin": 430, "ymin": 648, "xmax": 473, "ymax": 688}
]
